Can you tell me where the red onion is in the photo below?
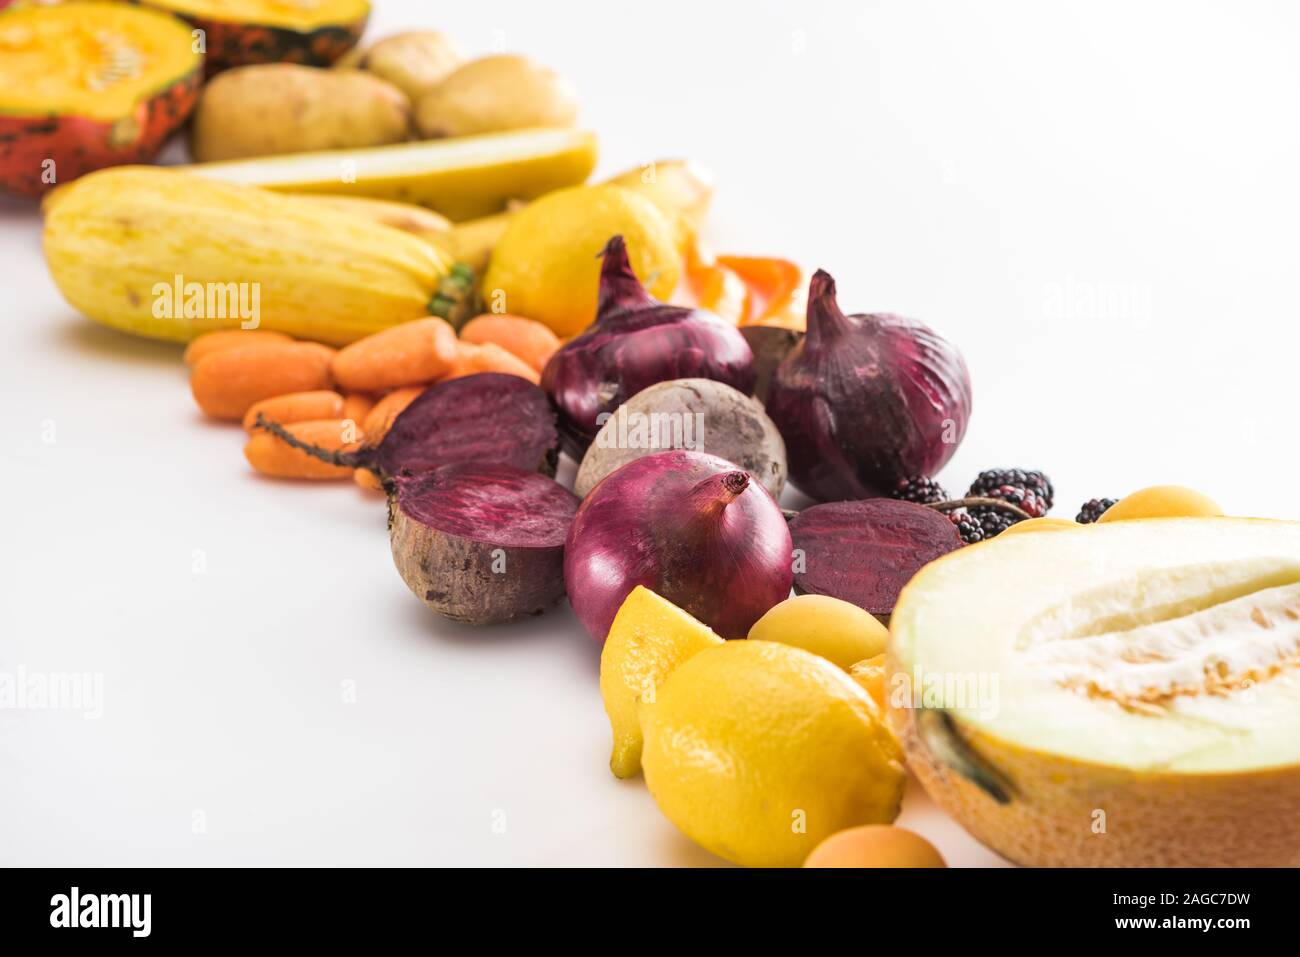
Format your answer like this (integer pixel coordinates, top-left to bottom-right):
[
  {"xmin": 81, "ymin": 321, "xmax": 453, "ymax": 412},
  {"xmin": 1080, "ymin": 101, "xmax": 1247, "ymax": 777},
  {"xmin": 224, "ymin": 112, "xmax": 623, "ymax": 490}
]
[
  {"xmin": 540, "ymin": 236, "xmax": 755, "ymax": 454},
  {"xmin": 766, "ymin": 271, "xmax": 972, "ymax": 502},
  {"xmin": 564, "ymin": 450, "xmax": 792, "ymax": 641}
]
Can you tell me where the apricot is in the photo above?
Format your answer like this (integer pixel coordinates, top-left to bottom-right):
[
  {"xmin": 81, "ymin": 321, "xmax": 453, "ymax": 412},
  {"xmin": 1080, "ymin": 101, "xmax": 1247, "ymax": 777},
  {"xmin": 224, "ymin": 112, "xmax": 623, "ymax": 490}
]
[
  {"xmin": 1000, "ymin": 517, "xmax": 1079, "ymax": 537},
  {"xmin": 848, "ymin": 654, "xmax": 888, "ymax": 713},
  {"xmin": 748, "ymin": 594, "xmax": 888, "ymax": 670},
  {"xmin": 1097, "ymin": 485, "xmax": 1223, "ymax": 522},
  {"xmin": 804, "ymin": 825, "xmax": 946, "ymax": 868}
]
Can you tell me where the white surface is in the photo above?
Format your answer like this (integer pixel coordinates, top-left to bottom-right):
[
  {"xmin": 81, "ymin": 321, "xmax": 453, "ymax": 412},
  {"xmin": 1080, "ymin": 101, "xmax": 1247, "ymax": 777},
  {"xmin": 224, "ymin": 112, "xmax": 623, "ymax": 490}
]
[{"xmin": 3, "ymin": 0, "xmax": 1298, "ymax": 866}]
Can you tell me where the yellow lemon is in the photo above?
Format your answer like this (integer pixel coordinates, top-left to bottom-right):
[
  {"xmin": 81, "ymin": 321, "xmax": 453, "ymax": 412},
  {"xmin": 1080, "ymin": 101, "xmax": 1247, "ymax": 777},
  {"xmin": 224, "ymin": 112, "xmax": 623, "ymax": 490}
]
[
  {"xmin": 481, "ymin": 183, "xmax": 681, "ymax": 337},
  {"xmin": 599, "ymin": 586, "xmax": 723, "ymax": 779},
  {"xmin": 640, "ymin": 640, "xmax": 904, "ymax": 868}
]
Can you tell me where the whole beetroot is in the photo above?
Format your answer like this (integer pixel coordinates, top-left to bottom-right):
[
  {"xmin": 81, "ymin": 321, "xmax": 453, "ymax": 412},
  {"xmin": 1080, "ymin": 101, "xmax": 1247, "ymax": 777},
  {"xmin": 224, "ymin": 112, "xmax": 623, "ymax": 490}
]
[{"xmin": 766, "ymin": 271, "xmax": 972, "ymax": 502}]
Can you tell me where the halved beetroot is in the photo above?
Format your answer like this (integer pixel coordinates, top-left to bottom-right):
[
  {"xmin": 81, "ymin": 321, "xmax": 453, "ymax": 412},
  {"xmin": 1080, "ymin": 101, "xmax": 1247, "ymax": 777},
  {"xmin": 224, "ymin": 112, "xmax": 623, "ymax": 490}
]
[
  {"xmin": 138, "ymin": 0, "xmax": 368, "ymax": 74},
  {"xmin": 0, "ymin": 2, "xmax": 202, "ymax": 196}
]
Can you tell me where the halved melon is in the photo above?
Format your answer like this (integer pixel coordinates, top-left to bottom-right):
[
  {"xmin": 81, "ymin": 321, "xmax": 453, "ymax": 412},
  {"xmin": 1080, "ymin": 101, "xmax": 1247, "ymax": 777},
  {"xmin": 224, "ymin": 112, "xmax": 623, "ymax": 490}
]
[
  {"xmin": 188, "ymin": 127, "xmax": 599, "ymax": 221},
  {"xmin": 137, "ymin": 0, "xmax": 367, "ymax": 74},
  {"xmin": 0, "ymin": 1, "xmax": 201, "ymax": 196},
  {"xmin": 889, "ymin": 518, "xmax": 1300, "ymax": 867}
]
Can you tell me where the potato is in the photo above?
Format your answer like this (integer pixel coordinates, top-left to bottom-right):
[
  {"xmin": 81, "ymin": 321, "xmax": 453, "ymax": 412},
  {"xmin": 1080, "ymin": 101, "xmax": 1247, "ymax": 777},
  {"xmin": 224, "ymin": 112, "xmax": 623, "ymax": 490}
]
[
  {"xmin": 359, "ymin": 30, "xmax": 466, "ymax": 101},
  {"xmin": 414, "ymin": 55, "xmax": 578, "ymax": 139},
  {"xmin": 191, "ymin": 64, "xmax": 411, "ymax": 163}
]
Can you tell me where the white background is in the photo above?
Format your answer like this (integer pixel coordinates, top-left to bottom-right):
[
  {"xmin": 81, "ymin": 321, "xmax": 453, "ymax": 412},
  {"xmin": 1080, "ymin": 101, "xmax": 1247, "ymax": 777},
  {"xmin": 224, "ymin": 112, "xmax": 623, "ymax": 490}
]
[{"xmin": 2, "ymin": 0, "xmax": 1298, "ymax": 866}]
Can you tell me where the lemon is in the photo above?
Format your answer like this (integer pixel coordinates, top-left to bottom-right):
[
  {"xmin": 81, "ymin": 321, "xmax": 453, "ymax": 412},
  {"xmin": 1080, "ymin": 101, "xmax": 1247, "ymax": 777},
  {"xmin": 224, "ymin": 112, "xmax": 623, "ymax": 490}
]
[
  {"xmin": 481, "ymin": 183, "xmax": 681, "ymax": 337},
  {"xmin": 600, "ymin": 586, "xmax": 724, "ymax": 779},
  {"xmin": 640, "ymin": 641, "xmax": 904, "ymax": 868}
]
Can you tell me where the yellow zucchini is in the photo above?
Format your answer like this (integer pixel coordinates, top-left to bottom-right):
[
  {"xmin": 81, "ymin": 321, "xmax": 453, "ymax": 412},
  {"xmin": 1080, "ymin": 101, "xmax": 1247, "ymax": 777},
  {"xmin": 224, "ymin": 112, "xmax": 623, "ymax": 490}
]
[
  {"xmin": 42, "ymin": 166, "xmax": 472, "ymax": 345},
  {"xmin": 187, "ymin": 127, "xmax": 598, "ymax": 221}
]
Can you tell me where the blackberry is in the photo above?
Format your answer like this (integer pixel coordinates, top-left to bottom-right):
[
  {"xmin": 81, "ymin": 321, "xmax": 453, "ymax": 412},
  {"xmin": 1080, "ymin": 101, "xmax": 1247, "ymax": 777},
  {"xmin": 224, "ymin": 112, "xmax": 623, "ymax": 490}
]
[
  {"xmin": 971, "ymin": 508, "xmax": 1018, "ymax": 539},
  {"xmin": 890, "ymin": 476, "xmax": 949, "ymax": 505},
  {"xmin": 1076, "ymin": 498, "xmax": 1117, "ymax": 524},
  {"xmin": 973, "ymin": 484, "xmax": 1047, "ymax": 519},
  {"xmin": 948, "ymin": 511, "xmax": 984, "ymax": 545},
  {"xmin": 968, "ymin": 468, "xmax": 1054, "ymax": 510}
]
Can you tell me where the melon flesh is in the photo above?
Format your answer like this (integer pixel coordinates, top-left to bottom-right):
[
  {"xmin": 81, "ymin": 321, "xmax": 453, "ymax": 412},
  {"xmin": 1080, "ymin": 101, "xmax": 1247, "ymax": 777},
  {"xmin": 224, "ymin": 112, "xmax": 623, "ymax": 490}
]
[{"xmin": 889, "ymin": 518, "xmax": 1300, "ymax": 866}]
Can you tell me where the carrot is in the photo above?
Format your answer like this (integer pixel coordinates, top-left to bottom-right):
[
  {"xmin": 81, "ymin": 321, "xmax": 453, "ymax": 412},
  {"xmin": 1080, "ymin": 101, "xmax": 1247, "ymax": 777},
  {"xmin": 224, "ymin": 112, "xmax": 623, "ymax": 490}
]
[
  {"xmin": 459, "ymin": 314, "xmax": 562, "ymax": 372},
  {"xmin": 331, "ymin": 317, "xmax": 458, "ymax": 393},
  {"xmin": 442, "ymin": 342, "xmax": 540, "ymax": 384},
  {"xmin": 354, "ymin": 467, "xmax": 385, "ymax": 492},
  {"xmin": 341, "ymin": 393, "xmax": 376, "ymax": 426},
  {"xmin": 190, "ymin": 342, "xmax": 336, "ymax": 421},
  {"xmin": 241, "ymin": 390, "xmax": 345, "ymax": 433},
  {"xmin": 361, "ymin": 386, "xmax": 426, "ymax": 441},
  {"xmin": 182, "ymin": 329, "xmax": 292, "ymax": 366},
  {"xmin": 244, "ymin": 419, "xmax": 365, "ymax": 480}
]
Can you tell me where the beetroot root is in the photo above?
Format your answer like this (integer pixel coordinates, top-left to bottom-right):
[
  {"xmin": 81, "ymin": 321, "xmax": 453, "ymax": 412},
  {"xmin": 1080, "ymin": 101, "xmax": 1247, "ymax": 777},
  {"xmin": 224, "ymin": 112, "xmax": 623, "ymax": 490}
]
[
  {"xmin": 390, "ymin": 462, "xmax": 580, "ymax": 624},
  {"xmin": 254, "ymin": 372, "xmax": 559, "ymax": 481},
  {"xmin": 789, "ymin": 499, "xmax": 961, "ymax": 615}
]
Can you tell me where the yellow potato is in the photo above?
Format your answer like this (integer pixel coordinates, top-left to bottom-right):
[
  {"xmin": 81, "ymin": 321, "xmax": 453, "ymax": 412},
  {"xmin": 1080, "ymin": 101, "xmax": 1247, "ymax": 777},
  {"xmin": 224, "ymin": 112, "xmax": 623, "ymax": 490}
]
[
  {"xmin": 414, "ymin": 55, "xmax": 578, "ymax": 139},
  {"xmin": 360, "ymin": 30, "xmax": 466, "ymax": 100},
  {"xmin": 747, "ymin": 594, "xmax": 888, "ymax": 670},
  {"xmin": 191, "ymin": 64, "xmax": 411, "ymax": 162}
]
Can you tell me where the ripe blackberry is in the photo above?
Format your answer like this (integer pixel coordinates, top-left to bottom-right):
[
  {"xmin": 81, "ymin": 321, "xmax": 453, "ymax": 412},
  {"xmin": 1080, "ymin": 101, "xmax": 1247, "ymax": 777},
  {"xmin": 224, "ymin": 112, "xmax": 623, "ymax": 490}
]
[
  {"xmin": 948, "ymin": 511, "xmax": 984, "ymax": 545},
  {"xmin": 968, "ymin": 468, "xmax": 1054, "ymax": 510},
  {"xmin": 974, "ymin": 484, "xmax": 1047, "ymax": 519},
  {"xmin": 971, "ymin": 508, "xmax": 1018, "ymax": 539},
  {"xmin": 1076, "ymin": 498, "xmax": 1117, "ymax": 524},
  {"xmin": 890, "ymin": 476, "xmax": 949, "ymax": 505}
]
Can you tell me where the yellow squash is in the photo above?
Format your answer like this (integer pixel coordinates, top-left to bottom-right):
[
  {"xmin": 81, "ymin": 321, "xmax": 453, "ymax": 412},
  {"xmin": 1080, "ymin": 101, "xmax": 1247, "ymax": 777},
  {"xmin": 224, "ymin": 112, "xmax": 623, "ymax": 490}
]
[{"xmin": 42, "ymin": 166, "xmax": 471, "ymax": 345}]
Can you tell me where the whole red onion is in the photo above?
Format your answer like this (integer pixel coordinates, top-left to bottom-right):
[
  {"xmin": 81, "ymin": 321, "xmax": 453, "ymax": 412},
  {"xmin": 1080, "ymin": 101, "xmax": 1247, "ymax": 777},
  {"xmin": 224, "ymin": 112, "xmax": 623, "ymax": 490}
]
[
  {"xmin": 564, "ymin": 450, "xmax": 792, "ymax": 642},
  {"xmin": 540, "ymin": 236, "xmax": 755, "ymax": 454},
  {"xmin": 766, "ymin": 270, "xmax": 972, "ymax": 501}
]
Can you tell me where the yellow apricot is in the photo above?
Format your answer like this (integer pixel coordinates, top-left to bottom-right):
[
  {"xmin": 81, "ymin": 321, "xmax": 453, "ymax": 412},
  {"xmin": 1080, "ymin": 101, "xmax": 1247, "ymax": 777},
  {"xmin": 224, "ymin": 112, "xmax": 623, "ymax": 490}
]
[
  {"xmin": 804, "ymin": 825, "xmax": 946, "ymax": 868},
  {"xmin": 747, "ymin": 594, "xmax": 887, "ymax": 670},
  {"xmin": 1098, "ymin": 485, "xmax": 1223, "ymax": 522},
  {"xmin": 1000, "ymin": 517, "xmax": 1079, "ymax": 537}
]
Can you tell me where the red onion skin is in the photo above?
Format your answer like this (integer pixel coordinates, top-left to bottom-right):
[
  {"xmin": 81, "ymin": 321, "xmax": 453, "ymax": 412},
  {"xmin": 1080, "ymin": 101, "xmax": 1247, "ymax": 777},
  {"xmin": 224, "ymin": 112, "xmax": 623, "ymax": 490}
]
[
  {"xmin": 766, "ymin": 271, "xmax": 972, "ymax": 502},
  {"xmin": 564, "ymin": 450, "xmax": 793, "ymax": 642},
  {"xmin": 540, "ymin": 236, "xmax": 756, "ymax": 455}
]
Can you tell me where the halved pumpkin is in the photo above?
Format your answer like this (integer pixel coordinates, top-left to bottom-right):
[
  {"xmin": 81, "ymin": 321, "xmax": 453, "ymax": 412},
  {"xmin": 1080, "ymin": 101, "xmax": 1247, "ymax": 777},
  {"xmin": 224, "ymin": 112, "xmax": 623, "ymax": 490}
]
[
  {"xmin": 889, "ymin": 517, "xmax": 1300, "ymax": 867},
  {"xmin": 0, "ymin": 1, "xmax": 201, "ymax": 196},
  {"xmin": 136, "ymin": 0, "xmax": 368, "ymax": 74}
]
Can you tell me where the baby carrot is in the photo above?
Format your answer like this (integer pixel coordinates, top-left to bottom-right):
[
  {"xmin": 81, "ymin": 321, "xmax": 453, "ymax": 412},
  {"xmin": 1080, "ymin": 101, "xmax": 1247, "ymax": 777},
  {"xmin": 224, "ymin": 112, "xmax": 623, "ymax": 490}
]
[
  {"xmin": 442, "ymin": 341, "xmax": 540, "ymax": 384},
  {"xmin": 459, "ymin": 314, "xmax": 562, "ymax": 372},
  {"xmin": 361, "ymin": 386, "xmax": 426, "ymax": 442},
  {"xmin": 242, "ymin": 390, "xmax": 345, "ymax": 433},
  {"xmin": 190, "ymin": 342, "xmax": 336, "ymax": 421},
  {"xmin": 182, "ymin": 329, "xmax": 292, "ymax": 366},
  {"xmin": 341, "ymin": 393, "xmax": 376, "ymax": 426},
  {"xmin": 354, "ymin": 467, "xmax": 385, "ymax": 492},
  {"xmin": 244, "ymin": 419, "xmax": 365, "ymax": 480},
  {"xmin": 331, "ymin": 317, "xmax": 458, "ymax": 393}
]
